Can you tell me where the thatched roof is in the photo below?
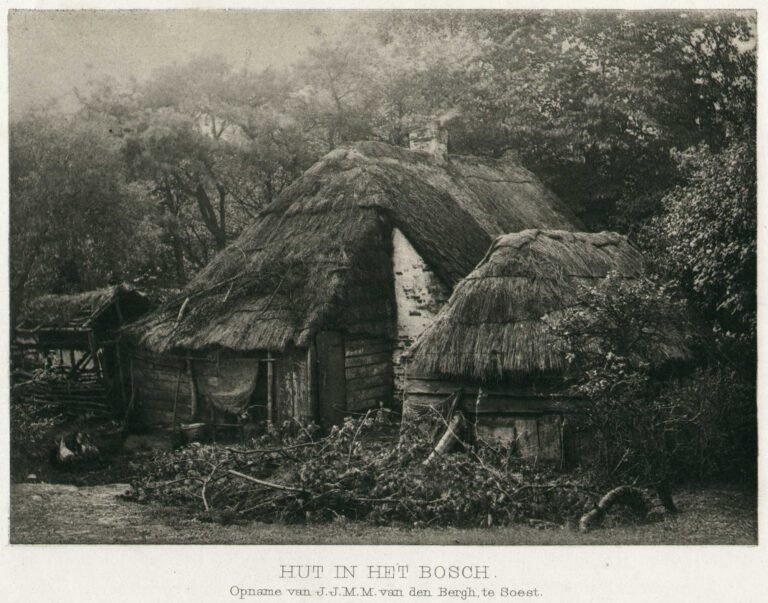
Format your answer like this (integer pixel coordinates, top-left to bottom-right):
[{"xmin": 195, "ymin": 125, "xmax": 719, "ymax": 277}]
[
  {"xmin": 17, "ymin": 284, "xmax": 150, "ymax": 332},
  {"xmin": 128, "ymin": 141, "xmax": 581, "ymax": 354},
  {"xmin": 407, "ymin": 229, "xmax": 689, "ymax": 381}
]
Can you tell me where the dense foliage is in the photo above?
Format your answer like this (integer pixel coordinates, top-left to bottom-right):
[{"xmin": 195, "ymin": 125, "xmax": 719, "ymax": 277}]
[
  {"xmin": 648, "ymin": 142, "xmax": 757, "ymax": 344},
  {"xmin": 9, "ymin": 115, "xmax": 162, "ymax": 313},
  {"xmin": 547, "ymin": 274, "xmax": 756, "ymax": 487},
  {"xmin": 10, "ymin": 11, "xmax": 756, "ymax": 316}
]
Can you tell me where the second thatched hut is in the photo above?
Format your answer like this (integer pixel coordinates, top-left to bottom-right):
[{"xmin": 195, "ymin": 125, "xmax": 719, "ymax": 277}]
[{"xmin": 404, "ymin": 229, "xmax": 689, "ymax": 464}]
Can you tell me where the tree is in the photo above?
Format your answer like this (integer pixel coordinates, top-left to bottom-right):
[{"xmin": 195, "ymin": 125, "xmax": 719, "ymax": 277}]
[
  {"xmin": 9, "ymin": 112, "xmax": 161, "ymax": 312},
  {"xmin": 79, "ymin": 57, "xmax": 318, "ymax": 281},
  {"xmin": 375, "ymin": 11, "xmax": 756, "ymax": 231},
  {"xmin": 547, "ymin": 273, "xmax": 755, "ymax": 485},
  {"xmin": 648, "ymin": 141, "xmax": 756, "ymax": 345},
  {"xmin": 292, "ymin": 30, "xmax": 381, "ymax": 149}
]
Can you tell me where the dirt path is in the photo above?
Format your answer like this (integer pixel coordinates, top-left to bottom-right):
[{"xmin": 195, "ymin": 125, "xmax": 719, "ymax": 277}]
[{"xmin": 10, "ymin": 482, "xmax": 757, "ymax": 545}]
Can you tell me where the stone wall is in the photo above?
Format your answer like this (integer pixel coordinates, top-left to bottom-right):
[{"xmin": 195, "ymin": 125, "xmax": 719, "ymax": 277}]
[{"xmin": 391, "ymin": 228, "xmax": 451, "ymax": 403}]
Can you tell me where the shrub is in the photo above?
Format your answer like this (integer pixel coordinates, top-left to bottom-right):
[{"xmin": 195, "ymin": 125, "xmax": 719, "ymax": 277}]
[
  {"xmin": 10, "ymin": 397, "xmax": 63, "ymax": 481},
  {"xmin": 546, "ymin": 272, "xmax": 755, "ymax": 488}
]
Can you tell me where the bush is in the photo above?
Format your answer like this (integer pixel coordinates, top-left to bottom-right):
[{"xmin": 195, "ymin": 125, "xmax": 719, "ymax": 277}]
[
  {"xmin": 660, "ymin": 368, "xmax": 756, "ymax": 482},
  {"xmin": 10, "ymin": 397, "xmax": 64, "ymax": 481},
  {"xmin": 647, "ymin": 141, "xmax": 756, "ymax": 342},
  {"xmin": 546, "ymin": 273, "xmax": 755, "ymax": 488}
]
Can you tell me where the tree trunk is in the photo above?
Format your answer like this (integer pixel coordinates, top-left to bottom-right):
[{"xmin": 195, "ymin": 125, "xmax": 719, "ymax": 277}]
[
  {"xmin": 656, "ymin": 480, "xmax": 679, "ymax": 513},
  {"xmin": 171, "ymin": 232, "xmax": 187, "ymax": 284},
  {"xmin": 216, "ymin": 183, "xmax": 227, "ymax": 249},
  {"xmin": 193, "ymin": 184, "xmax": 226, "ymax": 251}
]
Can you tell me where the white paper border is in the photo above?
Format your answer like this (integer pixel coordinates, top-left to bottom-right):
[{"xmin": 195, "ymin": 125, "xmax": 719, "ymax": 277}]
[{"xmin": 1, "ymin": 2, "xmax": 765, "ymax": 602}]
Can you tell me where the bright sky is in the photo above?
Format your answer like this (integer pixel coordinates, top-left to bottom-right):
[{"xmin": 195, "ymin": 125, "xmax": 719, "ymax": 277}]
[{"xmin": 8, "ymin": 10, "xmax": 370, "ymax": 118}]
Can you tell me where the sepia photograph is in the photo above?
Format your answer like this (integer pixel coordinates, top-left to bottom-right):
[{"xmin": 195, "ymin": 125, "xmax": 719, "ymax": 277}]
[{"xmin": 4, "ymin": 5, "xmax": 758, "ymax": 554}]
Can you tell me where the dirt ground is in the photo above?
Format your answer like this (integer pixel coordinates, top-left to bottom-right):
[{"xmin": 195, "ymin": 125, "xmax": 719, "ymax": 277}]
[{"xmin": 9, "ymin": 481, "xmax": 757, "ymax": 545}]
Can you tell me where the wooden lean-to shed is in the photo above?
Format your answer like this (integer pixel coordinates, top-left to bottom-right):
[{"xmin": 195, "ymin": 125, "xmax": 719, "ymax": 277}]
[
  {"xmin": 404, "ymin": 229, "xmax": 689, "ymax": 464},
  {"xmin": 125, "ymin": 135, "xmax": 581, "ymax": 430},
  {"xmin": 13, "ymin": 284, "xmax": 152, "ymax": 415}
]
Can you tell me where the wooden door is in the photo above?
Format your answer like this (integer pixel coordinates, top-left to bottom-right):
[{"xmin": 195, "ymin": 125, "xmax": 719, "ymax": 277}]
[{"xmin": 315, "ymin": 331, "xmax": 346, "ymax": 427}]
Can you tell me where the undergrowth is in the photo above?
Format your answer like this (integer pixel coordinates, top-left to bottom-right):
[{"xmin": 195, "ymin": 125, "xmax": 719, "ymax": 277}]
[{"xmin": 126, "ymin": 411, "xmax": 606, "ymax": 527}]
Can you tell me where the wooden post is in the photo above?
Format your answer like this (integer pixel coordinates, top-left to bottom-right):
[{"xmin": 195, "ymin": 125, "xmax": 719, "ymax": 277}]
[
  {"xmin": 87, "ymin": 331, "xmax": 102, "ymax": 378},
  {"xmin": 170, "ymin": 366, "xmax": 183, "ymax": 429},
  {"xmin": 121, "ymin": 358, "xmax": 136, "ymax": 428},
  {"xmin": 424, "ymin": 412, "xmax": 465, "ymax": 466},
  {"xmin": 266, "ymin": 352, "xmax": 274, "ymax": 426},
  {"xmin": 399, "ymin": 358, "xmax": 408, "ymax": 434},
  {"xmin": 473, "ymin": 387, "xmax": 484, "ymax": 446},
  {"xmin": 114, "ymin": 344, "xmax": 128, "ymax": 411},
  {"xmin": 307, "ymin": 343, "xmax": 317, "ymax": 424},
  {"xmin": 187, "ymin": 359, "xmax": 198, "ymax": 420}
]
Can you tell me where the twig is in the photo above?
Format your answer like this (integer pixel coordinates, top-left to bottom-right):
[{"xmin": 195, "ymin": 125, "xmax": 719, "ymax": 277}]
[
  {"xmin": 175, "ymin": 297, "xmax": 190, "ymax": 325},
  {"xmin": 222, "ymin": 441, "xmax": 320, "ymax": 455},
  {"xmin": 347, "ymin": 409, "xmax": 373, "ymax": 466},
  {"xmin": 293, "ymin": 417, "xmax": 314, "ymax": 441},
  {"xmin": 146, "ymin": 476, "xmax": 203, "ymax": 489},
  {"xmin": 201, "ymin": 463, "xmax": 221, "ymax": 512},
  {"xmin": 239, "ymin": 494, "xmax": 286, "ymax": 515}
]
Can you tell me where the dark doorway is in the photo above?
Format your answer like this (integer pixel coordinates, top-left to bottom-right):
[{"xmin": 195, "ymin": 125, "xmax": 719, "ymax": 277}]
[{"xmin": 316, "ymin": 331, "xmax": 346, "ymax": 427}]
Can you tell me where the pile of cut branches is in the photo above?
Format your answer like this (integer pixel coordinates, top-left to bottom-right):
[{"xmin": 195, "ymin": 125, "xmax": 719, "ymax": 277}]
[{"xmin": 126, "ymin": 411, "xmax": 609, "ymax": 527}]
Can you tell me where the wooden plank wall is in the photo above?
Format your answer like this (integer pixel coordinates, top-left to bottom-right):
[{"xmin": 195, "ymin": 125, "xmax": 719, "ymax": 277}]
[
  {"xmin": 275, "ymin": 346, "xmax": 311, "ymax": 423},
  {"xmin": 476, "ymin": 416, "xmax": 564, "ymax": 463},
  {"xmin": 404, "ymin": 374, "xmax": 587, "ymax": 464},
  {"xmin": 130, "ymin": 351, "xmax": 192, "ymax": 426},
  {"xmin": 345, "ymin": 336, "xmax": 393, "ymax": 412},
  {"xmin": 404, "ymin": 375, "xmax": 581, "ymax": 413},
  {"xmin": 130, "ymin": 341, "xmax": 392, "ymax": 427},
  {"xmin": 131, "ymin": 348, "xmax": 313, "ymax": 427}
]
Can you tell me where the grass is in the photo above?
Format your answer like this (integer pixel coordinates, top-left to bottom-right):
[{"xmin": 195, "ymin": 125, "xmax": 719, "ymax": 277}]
[{"xmin": 10, "ymin": 481, "xmax": 756, "ymax": 545}]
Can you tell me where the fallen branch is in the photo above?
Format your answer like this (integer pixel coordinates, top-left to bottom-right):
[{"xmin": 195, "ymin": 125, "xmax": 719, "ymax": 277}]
[
  {"xmin": 201, "ymin": 463, "xmax": 221, "ymax": 512},
  {"xmin": 222, "ymin": 440, "xmax": 324, "ymax": 456},
  {"xmin": 424, "ymin": 412, "xmax": 466, "ymax": 466},
  {"xmin": 227, "ymin": 469, "xmax": 307, "ymax": 494},
  {"xmin": 656, "ymin": 481, "xmax": 679, "ymax": 513},
  {"xmin": 579, "ymin": 485, "xmax": 649, "ymax": 532}
]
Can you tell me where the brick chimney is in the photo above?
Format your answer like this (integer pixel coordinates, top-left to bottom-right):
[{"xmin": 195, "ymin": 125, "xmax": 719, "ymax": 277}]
[{"xmin": 409, "ymin": 121, "xmax": 449, "ymax": 163}]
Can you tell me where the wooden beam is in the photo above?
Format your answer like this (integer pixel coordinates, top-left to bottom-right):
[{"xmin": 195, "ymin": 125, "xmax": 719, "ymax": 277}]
[
  {"xmin": 308, "ymin": 340, "xmax": 317, "ymax": 423},
  {"xmin": 115, "ymin": 344, "xmax": 128, "ymax": 410},
  {"xmin": 266, "ymin": 352, "xmax": 274, "ymax": 425},
  {"xmin": 187, "ymin": 360, "xmax": 199, "ymax": 420}
]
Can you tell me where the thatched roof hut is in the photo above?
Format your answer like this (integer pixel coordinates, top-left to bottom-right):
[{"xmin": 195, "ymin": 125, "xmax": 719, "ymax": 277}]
[
  {"xmin": 404, "ymin": 229, "xmax": 690, "ymax": 464},
  {"xmin": 407, "ymin": 229, "xmax": 689, "ymax": 381},
  {"xmin": 17, "ymin": 284, "xmax": 151, "ymax": 340},
  {"xmin": 13, "ymin": 284, "xmax": 154, "ymax": 417},
  {"xmin": 129, "ymin": 142, "xmax": 580, "ymax": 355},
  {"xmin": 124, "ymin": 139, "xmax": 583, "ymax": 428}
]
